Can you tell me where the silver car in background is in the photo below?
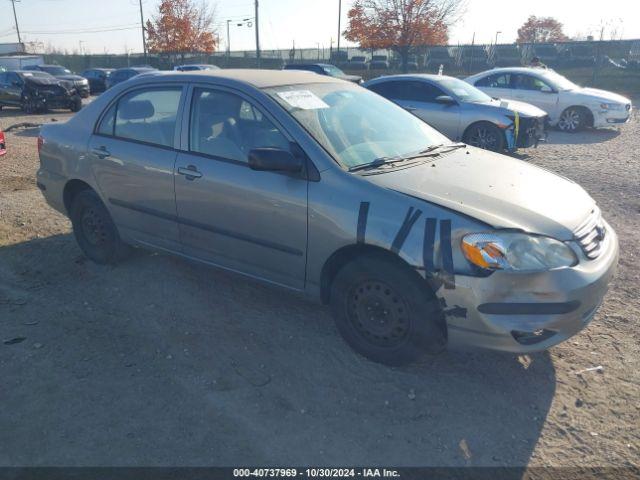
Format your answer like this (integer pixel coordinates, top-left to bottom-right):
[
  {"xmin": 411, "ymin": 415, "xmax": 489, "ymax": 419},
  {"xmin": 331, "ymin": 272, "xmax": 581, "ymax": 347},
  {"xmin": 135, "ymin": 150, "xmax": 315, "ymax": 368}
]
[
  {"xmin": 364, "ymin": 74, "xmax": 547, "ymax": 152},
  {"xmin": 37, "ymin": 70, "xmax": 618, "ymax": 366}
]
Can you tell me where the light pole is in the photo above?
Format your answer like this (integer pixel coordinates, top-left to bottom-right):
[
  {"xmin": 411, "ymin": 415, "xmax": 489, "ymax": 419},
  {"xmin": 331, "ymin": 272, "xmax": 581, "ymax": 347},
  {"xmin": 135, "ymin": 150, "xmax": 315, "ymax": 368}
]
[
  {"xmin": 139, "ymin": 0, "xmax": 147, "ymax": 61},
  {"xmin": 11, "ymin": 0, "xmax": 22, "ymax": 44},
  {"xmin": 495, "ymin": 31, "xmax": 502, "ymax": 45},
  {"xmin": 255, "ymin": 0, "xmax": 260, "ymax": 67},
  {"xmin": 226, "ymin": 19, "xmax": 231, "ymax": 56},
  {"xmin": 336, "ymin": 0, "xmax": 342, "ymax": 55}
]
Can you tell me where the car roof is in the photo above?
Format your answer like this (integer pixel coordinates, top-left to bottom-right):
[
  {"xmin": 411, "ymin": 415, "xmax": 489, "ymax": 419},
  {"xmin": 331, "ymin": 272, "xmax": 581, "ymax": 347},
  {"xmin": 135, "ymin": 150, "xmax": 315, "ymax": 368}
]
[
  {"xmin": 365, "ymin": 73, "xmax": 458, "ymax": 84},
  {"xmin": 115, "ymin": 67, "xmax": 156, "ymax": 72},
  {"xmin": 134, "ymin": 69, "xmax": 342, "ymax": 88},
  {"xmin": 468, "ymin": 67, "xmax": 552, "ymax": 78},
  {"xmin": 285, "ymin": 63, "xmax": 330, "ymax": 67}
]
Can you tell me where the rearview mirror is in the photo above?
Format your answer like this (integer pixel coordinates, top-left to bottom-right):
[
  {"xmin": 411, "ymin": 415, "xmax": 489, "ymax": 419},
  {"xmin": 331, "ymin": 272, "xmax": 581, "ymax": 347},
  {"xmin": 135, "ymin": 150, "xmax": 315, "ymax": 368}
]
[
  {"xmin": 435, "ymin": 95, "xmax": 456, "ymax": 105},
  {"xmin": 248, "ymin": 148, "xmax": 303, "ymax": 173}
]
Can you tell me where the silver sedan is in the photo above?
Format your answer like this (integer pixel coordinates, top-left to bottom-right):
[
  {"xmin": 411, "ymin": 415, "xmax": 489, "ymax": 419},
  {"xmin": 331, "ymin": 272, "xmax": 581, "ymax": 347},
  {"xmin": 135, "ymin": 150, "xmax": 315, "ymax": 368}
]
[
  {"xmin": 364, "ymin": 74, "xmax": 548, "ymax": 152},
  {"xmin": 37, "ymin": 70, "xmax": 617, "ymax": 365}
]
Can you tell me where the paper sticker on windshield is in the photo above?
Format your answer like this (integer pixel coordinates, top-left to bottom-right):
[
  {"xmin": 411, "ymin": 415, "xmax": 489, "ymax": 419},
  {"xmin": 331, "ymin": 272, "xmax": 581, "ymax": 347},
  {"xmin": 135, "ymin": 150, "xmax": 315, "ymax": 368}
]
[{"xmin": 277, "ymin": 90, "xmax": 329, "ymax": 110}]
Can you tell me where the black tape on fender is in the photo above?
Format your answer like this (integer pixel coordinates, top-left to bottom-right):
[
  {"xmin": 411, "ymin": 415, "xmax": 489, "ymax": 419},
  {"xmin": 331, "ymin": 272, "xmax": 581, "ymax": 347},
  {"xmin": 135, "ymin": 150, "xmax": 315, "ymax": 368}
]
[
  {"xmin": 391, "ymin": 207, "xmax": 422, "ymax": 254},
  {"xmin": 357, "ymin": 202, "xmax": 370, "ymax": 244},
  {"xmin": 439, "ymin": 219, "xmax": 455, "ymax": 289},
  {"xmin": 423, "ymin": 218, "xmax": 437, "ymax": 272}
]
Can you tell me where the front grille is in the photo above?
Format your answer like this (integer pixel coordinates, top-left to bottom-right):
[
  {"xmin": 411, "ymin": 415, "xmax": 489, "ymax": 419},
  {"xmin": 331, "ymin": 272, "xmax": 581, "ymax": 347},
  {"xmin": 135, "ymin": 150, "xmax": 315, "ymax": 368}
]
[{"xmin": 574, "ymin": 207, "xmax": 606, "ymax": 259}]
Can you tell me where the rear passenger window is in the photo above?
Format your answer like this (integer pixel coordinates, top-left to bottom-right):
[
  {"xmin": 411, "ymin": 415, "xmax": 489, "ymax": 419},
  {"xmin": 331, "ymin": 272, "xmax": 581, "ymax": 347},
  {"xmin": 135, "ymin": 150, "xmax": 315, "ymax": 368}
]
[
  {"xmin": 475, "ymin": 73, "xmax": 511, "ymax": 88},
  {"xmin": 113, "ymin": 88, "xmax": 182, "ymax": 147},
  {"xmin": 189, "ymin": 88, "xmax": 289, "ymax": 163}
]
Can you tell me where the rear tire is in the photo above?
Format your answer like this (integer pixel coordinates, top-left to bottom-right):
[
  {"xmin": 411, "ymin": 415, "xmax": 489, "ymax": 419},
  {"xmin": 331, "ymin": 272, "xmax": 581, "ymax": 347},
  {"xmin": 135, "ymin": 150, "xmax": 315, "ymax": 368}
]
[
  {"xmin": 70, "ymin": 190, "xmax": 130, "ymax": 265},
  {"xmin": 463, "ymin": 122, "xmax": 505, "ymax": 152},
  {"xmin": 557, "ymin": 107, "xmax": 586, "ymax": 132},
  {"xmin": 329, "ymin": 253, "xmax": 446, "ymax": 366}
]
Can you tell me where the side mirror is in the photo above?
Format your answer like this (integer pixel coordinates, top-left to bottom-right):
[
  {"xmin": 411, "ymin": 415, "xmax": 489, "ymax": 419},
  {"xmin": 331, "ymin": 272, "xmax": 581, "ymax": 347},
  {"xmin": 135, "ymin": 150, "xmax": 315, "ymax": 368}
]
[
  {"xmin": 12, "ymin": 81, "xmax": 21, "ymax": 87},
  {"xmin": 435, "ymin": 95, "xmax": 456, "ymax": 105},
  {"xmin": 540, "ymin": 85, "xmax": 554, "ymax": 93},
  {"xmin": 248, "ymin": 148, "xmax": 303, "ymax": 173}
]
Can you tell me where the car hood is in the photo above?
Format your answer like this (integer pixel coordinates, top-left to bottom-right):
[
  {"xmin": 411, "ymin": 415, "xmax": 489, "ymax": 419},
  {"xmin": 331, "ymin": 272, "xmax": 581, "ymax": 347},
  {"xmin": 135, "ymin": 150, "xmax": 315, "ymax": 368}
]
[
  {"xmin": 479, "ymin": 98, "xmax": 547, "ymax": 117},
  {"xmin": 567, "ymin": 87, "xmax": 630, "ymax": 104},
  {"xmin": 365, "ymin": 147, "xmax": 594, "ymax": 240},
  {"xmin": 56, "ymin": 74, "xmax": 85, "ymax": 82},
  {"xmin": 338, "ymin": 74, "xmax": 362, "ymax": 83},
  {"xmin": 25, "ymin": 76, "xmax": 64, "ymax": 87}
]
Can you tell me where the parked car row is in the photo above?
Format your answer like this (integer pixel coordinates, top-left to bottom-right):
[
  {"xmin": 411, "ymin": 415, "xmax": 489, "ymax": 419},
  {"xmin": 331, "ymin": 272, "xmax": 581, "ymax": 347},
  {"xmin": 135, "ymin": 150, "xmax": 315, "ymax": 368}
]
[
  {"xmin": 339, "ymin": 42, "xmax": 635, "ymax": 72},
  {"xmin": 36, "ymin": 68, "xmax": 620, "ymax": 365}
]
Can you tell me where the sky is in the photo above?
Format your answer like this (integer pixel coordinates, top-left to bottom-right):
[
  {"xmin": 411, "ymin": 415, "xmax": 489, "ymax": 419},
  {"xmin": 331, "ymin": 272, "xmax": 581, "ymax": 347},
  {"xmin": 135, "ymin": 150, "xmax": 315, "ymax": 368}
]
[{"xmin": 0, "ymin": 0, "xmax": 638, "ymax": 55}]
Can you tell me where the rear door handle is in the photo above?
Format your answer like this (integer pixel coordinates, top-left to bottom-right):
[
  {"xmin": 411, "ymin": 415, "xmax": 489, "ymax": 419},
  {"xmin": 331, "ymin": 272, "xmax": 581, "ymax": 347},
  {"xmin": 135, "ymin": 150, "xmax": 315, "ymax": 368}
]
[
  {"xmin": 91, "ymin": 146, "xmax": 111, "ymax": 159},
  {"xmin": 177, "ymin": 165, "xmax": 202, "ymax": 180}
]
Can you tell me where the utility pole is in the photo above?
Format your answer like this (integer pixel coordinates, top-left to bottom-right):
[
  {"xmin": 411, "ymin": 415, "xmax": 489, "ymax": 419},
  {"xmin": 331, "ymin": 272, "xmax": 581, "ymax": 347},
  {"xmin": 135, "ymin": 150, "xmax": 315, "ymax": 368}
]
[
  {"xmin": 138, "ymin": 0, "xmax": 147, "ymax": 61},
  {"xmin": 11, "ymin": 0, "xmax": 22, "ymax": 44},
  {"xmin": 226, "ymin": 20, "xmax": 232, "ymax": 56},
  {"xmin": 336, "ymin": 0, "xmax": 342, "ymax": 55},
  {"xmin": 254, "ymin": 0, "xmax": 261, "ymax": 67}
]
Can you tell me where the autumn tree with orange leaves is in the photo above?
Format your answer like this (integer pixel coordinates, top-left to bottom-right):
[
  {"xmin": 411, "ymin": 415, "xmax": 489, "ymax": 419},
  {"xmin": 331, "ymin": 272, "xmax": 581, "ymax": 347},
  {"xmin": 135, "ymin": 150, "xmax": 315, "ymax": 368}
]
[
  {"xmin": 146, "ymin": 0, "xmax": 218, "ymax": 55},
  {"xmin": 516, "ymin": 16, "xmax": 568, "ymax": 44},
  {"xmin": 344, "ymin": 0, "xmax": 463, "ymax": 71}
]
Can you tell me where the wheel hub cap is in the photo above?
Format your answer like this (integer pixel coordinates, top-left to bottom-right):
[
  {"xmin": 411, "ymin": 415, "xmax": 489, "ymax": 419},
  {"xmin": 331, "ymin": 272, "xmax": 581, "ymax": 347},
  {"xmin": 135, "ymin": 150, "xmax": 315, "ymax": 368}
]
[{"xmin": 81, "ymin": 208, "xmax": 107, "ymax": 246}]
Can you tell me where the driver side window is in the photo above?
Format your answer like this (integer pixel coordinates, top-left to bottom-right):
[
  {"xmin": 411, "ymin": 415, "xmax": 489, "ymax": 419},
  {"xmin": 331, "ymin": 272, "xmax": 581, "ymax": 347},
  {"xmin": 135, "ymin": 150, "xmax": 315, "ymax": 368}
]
[
  {"xmin": 189, "ymin": 88, "xmax": 290, "ymax": 164},
  {"xmin": 513, "ymin": 74, "xmax": 553, "ymax": 92}
]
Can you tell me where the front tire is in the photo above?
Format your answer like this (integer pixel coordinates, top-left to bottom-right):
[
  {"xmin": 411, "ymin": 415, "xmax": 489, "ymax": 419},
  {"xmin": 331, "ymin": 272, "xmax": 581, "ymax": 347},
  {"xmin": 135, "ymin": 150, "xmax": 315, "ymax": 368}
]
[
  {"xmin": 70, "ymin": 190, "xmax": 130, "ymax": 265},
  {"xmin": 70, "ymin": 96, "xmax": 82, "ymax": 112},
  {"xmin": 557, "ymin": 107, "xmax": 586, "ymax": 132},
  {"xmin": 330, "ymin": 253, "xmax": 446, "ymax": 366},
  {"xmin": 463, "ymin": 122, "xmax": 505, "ymax": 152}
]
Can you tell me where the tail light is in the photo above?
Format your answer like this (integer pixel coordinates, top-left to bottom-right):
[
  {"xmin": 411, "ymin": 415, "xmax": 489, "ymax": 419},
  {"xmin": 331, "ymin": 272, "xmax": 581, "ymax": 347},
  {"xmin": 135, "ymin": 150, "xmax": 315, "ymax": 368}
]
[
  {"xmin": 37, "ymin": 135, "xmax": 45, "ymax": 154},
  {"xmin": 0, "ymin": 130, "xmax": 6, "ymax": 156}
]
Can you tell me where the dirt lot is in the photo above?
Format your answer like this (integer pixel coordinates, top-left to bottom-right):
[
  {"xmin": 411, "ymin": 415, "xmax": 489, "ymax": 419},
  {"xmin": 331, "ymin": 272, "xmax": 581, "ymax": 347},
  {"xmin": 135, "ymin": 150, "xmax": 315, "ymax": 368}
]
[{"xmin": 0, "ymin": 104, "xmax": 639, "ymax": 469}]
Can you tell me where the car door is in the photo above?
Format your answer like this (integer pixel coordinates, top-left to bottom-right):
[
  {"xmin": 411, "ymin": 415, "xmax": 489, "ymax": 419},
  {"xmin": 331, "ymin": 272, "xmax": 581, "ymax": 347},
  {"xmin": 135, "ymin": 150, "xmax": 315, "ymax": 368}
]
[
  {"xmin": 173, "ymin": 86, "xmax": 308, "ymax": 290},
  {"xmin": 473, "ymin": 72, "xmax": 513, "ymax": 100},
  {"xmin": 510, "ymin": 73, "xmax": 560, "ymax": 119},
  {"xmin": 88, "ymin": 85, "xmax": 185, "ymax": 251},
  {"xmin": 401, "ymin": 80, "xmax": 461, "ymax": 140},
  {"xmin": 0, "ymin": 73, "xmax": 8, "ymax": 105},
  {"xmin": 2, "ymin": 72, "xmax": 24, "ymax": 106}
]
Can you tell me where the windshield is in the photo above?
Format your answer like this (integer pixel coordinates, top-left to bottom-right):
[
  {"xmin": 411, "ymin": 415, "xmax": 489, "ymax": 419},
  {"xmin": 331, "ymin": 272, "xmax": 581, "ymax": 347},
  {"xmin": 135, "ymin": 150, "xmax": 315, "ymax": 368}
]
[
  {"xmin": 540, "ymin": 70, "xmax": 579, "ymax": 91},
  {"xmin": 42, "ymin": 66, "xmax": 72, "ymax": 76},
  {"xmin": 20, "ymin": 71, "xmax": 52, "ymax": 79},
  {"xmin": 266, "ymin": 82, "xmax": 448, "ymax": 170},
  {"xmin": 322, "ymin": 65, "xmax": 346, "ymax": 76},
  {"xmin": 438, "ymin": 77, "xmax": 492, "ymax": 103}
]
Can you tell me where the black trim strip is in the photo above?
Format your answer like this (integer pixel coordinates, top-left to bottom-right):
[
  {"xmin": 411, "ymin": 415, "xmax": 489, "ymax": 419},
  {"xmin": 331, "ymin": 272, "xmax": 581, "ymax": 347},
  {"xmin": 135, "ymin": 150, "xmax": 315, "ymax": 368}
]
[
  {"xmin": 390, "ymin": 207, "xmax": 422, "ymax": 254},
  {"xmin": 423, "ymin": 217, "xmax": 437, "ymax": 272},
  {"xmin": 356, "ymin": 201, "xmax": 370, "ymax": 244},
  {"xmin": 439, "ymin": 219, "xmax": 455, "ymax": 289},
  {"xmin": 478, "ymin": 301, "xmax": 581, "ymax": 315},
  {"xmin": 108, "ymin": 198, "xmax": 303, "ymax": 257}
]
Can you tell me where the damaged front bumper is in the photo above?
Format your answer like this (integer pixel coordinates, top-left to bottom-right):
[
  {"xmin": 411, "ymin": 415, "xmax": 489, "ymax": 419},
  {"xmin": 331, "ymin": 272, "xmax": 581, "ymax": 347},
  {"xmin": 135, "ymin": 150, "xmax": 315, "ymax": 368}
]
[
  {"xmin": 505, "ymin": 115, "xmax": 548, "ymax": 152},
  {"xmin": 440, "ymin": 223, "xmax": 618, "ymax": 353}
]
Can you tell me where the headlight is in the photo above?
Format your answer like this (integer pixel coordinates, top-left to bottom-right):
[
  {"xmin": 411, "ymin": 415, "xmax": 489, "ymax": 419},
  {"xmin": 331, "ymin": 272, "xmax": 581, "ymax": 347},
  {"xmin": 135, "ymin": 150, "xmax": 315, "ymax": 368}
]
[
  {"xmin": 461, "ymin": 232, "xmax": 578, "ymax": 272},
  {"xmin": 600, "ymin": 103, "xmax": 624, "ymax": 111}
]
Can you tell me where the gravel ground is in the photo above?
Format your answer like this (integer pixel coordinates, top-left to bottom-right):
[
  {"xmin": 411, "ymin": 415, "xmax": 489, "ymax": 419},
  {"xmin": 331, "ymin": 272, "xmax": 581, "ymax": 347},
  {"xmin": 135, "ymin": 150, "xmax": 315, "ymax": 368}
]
[{"xmin": 0, "ymin": 104, "xmax": 639, "ymax": 469}]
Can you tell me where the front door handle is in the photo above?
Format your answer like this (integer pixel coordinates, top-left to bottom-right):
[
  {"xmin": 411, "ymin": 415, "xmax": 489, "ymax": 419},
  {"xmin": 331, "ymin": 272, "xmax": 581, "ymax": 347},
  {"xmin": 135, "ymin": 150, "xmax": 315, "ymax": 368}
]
[
  {"xmin": 177, "ymin": 165, "xmax": 202, "ymax": 180},
  {"xmin": 91, "ymin": 146, "xmax": 111, "ymax": 159}
]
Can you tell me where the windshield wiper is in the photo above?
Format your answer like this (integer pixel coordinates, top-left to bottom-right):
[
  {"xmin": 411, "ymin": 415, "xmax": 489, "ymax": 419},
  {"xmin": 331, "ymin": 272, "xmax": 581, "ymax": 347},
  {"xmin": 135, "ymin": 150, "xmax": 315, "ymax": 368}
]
[
  {"xmin": 348, "ymin": 156, "xmax": 404, "ymax": 172},
  {"xmin": 348, "ymin": 143, "xmax": 466, "ymax": 172},
  {"xmin": 412, "ymin": 142, "xmax": 467, "ymax": 156}
]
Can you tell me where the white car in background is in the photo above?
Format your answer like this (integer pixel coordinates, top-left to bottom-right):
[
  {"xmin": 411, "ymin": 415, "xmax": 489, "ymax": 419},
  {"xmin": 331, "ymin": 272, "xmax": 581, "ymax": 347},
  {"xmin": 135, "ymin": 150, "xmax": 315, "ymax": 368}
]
[{"xmin": 466, "ymin": 67, "xmax": 632, "ymax": 132}]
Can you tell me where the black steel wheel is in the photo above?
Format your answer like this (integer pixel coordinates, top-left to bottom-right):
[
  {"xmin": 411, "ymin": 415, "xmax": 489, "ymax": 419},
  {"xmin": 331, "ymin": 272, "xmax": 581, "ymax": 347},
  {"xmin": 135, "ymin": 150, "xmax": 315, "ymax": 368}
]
[
  {"xmin": 70, "ymin": 189, "xmax": 130, "ymax": 264},
  {"xmin": 330, "ymin": 253, "xmax": 446, "ymax": 366}
]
